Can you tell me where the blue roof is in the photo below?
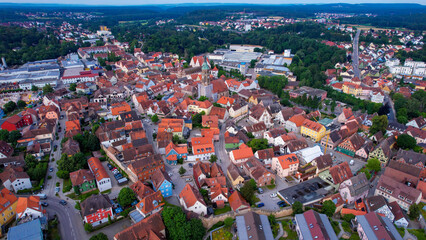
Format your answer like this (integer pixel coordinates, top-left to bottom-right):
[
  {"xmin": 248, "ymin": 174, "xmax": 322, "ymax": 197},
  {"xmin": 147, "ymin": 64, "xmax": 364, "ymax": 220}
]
[
  {"xmin": 129, "ymin": 210, "xmax": 145, "ymax": 223},
  {"xmin": 8, "ymin": 219, "xmax": 43, "ymax": 240}
]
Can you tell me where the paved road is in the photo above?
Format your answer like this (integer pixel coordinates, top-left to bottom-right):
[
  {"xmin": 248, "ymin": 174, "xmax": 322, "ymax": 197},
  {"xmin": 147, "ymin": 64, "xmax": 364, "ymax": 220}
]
[
  {"xmin": 384, "ymin": 94, "xmax": 397, "ymax": 123},
  {"xmin": 352, "ymin": 29, "xmax": 361, "ymax": 79},
  {"xmin": 215, "ymin": 121, "xmax": 232, "ymax": 174},
  {"xmin": 45, "ymin": 196, "xmax": 86, "ymax": 240}
]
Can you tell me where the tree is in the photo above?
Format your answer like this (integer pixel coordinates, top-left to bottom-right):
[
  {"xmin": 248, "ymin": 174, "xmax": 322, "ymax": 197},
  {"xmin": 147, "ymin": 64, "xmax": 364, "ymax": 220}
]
[
  {"xmin": 117, "ymin": 187, "xmax": 137, "ymax": 207},
  {"xmin": 366, "ymin": 158, "xmax": 381, "ymax": 172},
  {"xmin": 292, "ymin": 201, "xmax": 304, "ymax": 215},
  {"xmin": 370, "ymin": 115, "xmax": 388, "ymax": 135},
  {"xmin": 3, "ymin": 101, "xmax": 17, "ymax": 113},
  {"xmin": 69, "ymin": 83, "xmax": 77, "ymax": 91},
  {"xmin": 56, "ymin": 170, "xmax": 70, "ymax": 179},
  {"xmin": 198, "ymin": 96, "xmax": 208, "ymax": 101},
  {"xmin": 224, "ymin": 217, "xmax": 234, "ymax": 228},
  {"xmin": 8, "ymin": 130, "xmax": 21, "ymax": 143},
  {"xmin": 246, "ymin": 132, "xmax": 255, "ymax": 139},
  {"xmin": 247, "ymin": 139, "xmax": 269, "ymax": 152},
  {"xmin": 240, "ymin": 179, "xmax": 257, "ymax": 205},
  {"xmin": 89, "ymin": 233, "xmax": 108, "ymax": 240},
  {"xmin": 162, "ymin": 206, "xmax": 206, "ymax": 240},
  {"xmin": 179, "ymin": 166, "xmax": 186, "ymax": 175},
  {"xmin": 42, "ymin": 84, "xmax": 53, "ymax": 95},
  {"xmin": 396, "ymin": 134, "xmax": 417, "ymax": 150},
  {"xmin": 209, "ymin": 155, "xmax": 217, "ymax": 163},
  {"xmin": 0, "ymin": 130, "xmax": 9, "ymax": 141},
  {"xmin": 31, "ymin": 85, "xmax": 39, "ymax": 92},
  {"xmin": 17, "ymin": 100, "xmax": 26, "ymax": 108},
  {"xmin": 151, "ymin": 114, "xmax": 159, "ymax": 123},
  {"xmin": 342, "ymin": 213, "xmax": 355, "ymax": 223},
  {"xmin": 408, "ymin": 203, "xmax": 420, "ymax": 220},
  {"xmin": 322, "ymin": 200, "xmax": 336, "ymax": 217},
  {"xmin": 84, "ymin": 223, "xmax": 93, "ymax": 232}
]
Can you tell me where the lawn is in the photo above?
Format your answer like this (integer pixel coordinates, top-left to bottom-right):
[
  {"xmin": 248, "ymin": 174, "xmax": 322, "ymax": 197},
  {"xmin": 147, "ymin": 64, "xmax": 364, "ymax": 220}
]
[
  {"xmin": 214, "ymin": 205, "xmax": 232, "ymax": 215},
  {"xmin": 211, "ymin": 228, "xmax": 232, "ymax": 240},
  {"xmin": 341, "ymin": 221, "xmax": 352, "ymax": 233},
  {"xmin": 396, "ymin": 227, "xmax": 405, "ymax": 238},
  {"xmin": 330, "ymin": 220, "xmax": 340, "ymax": 235},
  {"xmin": 66, "ymin": 189, "xmax": 99, "ymax": 201},
  {"xmin": 408, "ymin": 229, "xmax": 426, "ymax": 240},
  {"xmin": 266, "ymin": 184, "xmax": 276, "ymax": 190},
  {"xmin": 281, "ymin": 220, "xmax": 298, "ymax": 240},
  {"xmin": 62, "ymin": 178, "xmax": 72, "ymax": 193}
]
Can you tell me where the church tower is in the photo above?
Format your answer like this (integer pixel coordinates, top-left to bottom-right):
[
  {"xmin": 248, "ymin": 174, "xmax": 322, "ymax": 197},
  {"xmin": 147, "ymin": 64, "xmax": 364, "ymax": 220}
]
[{"xmin": 198, "ymin": 55, "xmax": 213, "ymax": 99}]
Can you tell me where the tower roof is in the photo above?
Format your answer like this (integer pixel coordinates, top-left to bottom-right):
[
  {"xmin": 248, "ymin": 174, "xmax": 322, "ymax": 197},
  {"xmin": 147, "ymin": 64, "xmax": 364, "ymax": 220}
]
[{"xmin": 202, "ymin": 55, "xmax": 210, "ymax": 70}]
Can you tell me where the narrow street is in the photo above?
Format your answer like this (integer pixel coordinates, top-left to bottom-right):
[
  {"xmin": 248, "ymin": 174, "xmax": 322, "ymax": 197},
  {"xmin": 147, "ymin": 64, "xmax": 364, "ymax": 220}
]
[{"xmin": 352, "ymin": 29, "xmax": 361, "ymax": 79}]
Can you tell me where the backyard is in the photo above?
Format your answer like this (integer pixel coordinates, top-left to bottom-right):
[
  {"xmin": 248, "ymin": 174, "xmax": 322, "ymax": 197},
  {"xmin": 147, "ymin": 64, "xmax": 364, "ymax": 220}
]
[{"xmin": 211, "ymin": 227, "xmax": 232, "ymax": 240}]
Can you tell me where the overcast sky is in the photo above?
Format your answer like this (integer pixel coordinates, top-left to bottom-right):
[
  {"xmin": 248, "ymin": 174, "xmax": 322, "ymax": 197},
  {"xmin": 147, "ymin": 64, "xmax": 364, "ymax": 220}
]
[{"xmin": 0, "ymin": 0, "xmax": 425, "ymax": 5}]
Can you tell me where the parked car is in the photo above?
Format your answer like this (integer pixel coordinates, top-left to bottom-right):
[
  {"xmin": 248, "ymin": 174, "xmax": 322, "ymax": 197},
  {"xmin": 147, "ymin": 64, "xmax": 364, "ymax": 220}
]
[
  {"xmin": 188, "ymin": 163, "xmax": 193, "ymax": 168},
  {"xmin": 257, "ymin": 202, "xmax": 265, "ymax": 208},
  {"xmin": 270, "ymin": 193, "xmax": 277, "ymax": 198},
  {"xmin": 258, "ymin": 188, "xmax": 264, "ymax": 194},
  {"xmin": 168, "ymin": 173, "xmax": 173, "ymax": 177},
  {"xmin": 349, "ymin": 159, "xmax": 355, "ymax": 166},
  {"xmin": 55, "ymin": 187, "xmax": 60, "ymax": 193},
  {"xmin": 49, "ymin": 168, "xmax": 53, "ymax": 172},
  {"xmin": 277, "ymin": 201, "xmax": 285, "ymax": 206},
  {"xmin": 112, "ymin": 169, "xmax": 119, "ymax": 174},
  {"xmin": 41, "ymin": 202, "xmax": 49, "ymax": 207},
  {"xmin": 107, "ymin": 163, "xmax": 113, "ymax": 169},
  {"xmin": 59, "ymin": 200, "xmax": 67, "ymax": 206}
]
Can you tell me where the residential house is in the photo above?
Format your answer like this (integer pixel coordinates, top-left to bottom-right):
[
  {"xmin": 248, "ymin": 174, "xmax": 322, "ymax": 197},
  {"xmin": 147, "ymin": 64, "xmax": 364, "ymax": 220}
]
[
  {"xmin": 336, "ymin": 134, "xmax": 365, "ymax": 157},
  {"xmin": 190, "ymin": 137, "xmax": 214, "ymax": 161},
  {"xmin": 271, "ymin": 154, "xmax": 299, "ymax": 179},
  {"xmin": 320, "ymin": 131, "xmax": 342, "ymax": 150},
  {"xmin": 235, "ymin": 212, "xmax": 274, "ymax": 240},
  {"xmin": 356, "ymin": 140, "xmax": 374, "ymax": 159},
  {"xmin": 128, "ymin": 154, "xmax": 165, "ymax": 182},
  {"xmin": 365, "ymin": 196, "xmax": 394, "ymax": 221},
  {"xmin": 216, "ymin": 96, "xmax": 235, "ymax": 107},
  {"xmin": 88, "ymin": 157, "xmax": 112, "ymax": 193},
  {"xmin": 193, "ymin": 161, "xmax": 225, "ymax": 189},
  {"xmin": 329, "ymin": 162, "xmax": 353, "ymax": 185},
  {"xmin": 61, "ymin": 138, "xmax": 80, "ymax": 157},
  {"xmin": 388, "ymin": 201, "xmax": 409, "ymax": 228},
  {"xmin": 229, "ymin": 144, "xmax": 254, "ymax": 165},
  {"xmin": 375, "ymin": 175, "xmax": 422, "ymax": 211},
  {"xmin": 356, "ymin": 212, "xmax": 403, "ymax": 240},
  {"xmin": 16, "ymin": 196, "xmax": 43, "ymax": 220},
  {"xmin": 0, "ymin": 166, "xmax": 32, "ymax": 192},
  {"xmin": 285, "ymin": 114, "xmax": 306, "ymax": 133},
  {"xmin": 249, "ymin": 105, "xmax": 273, "ymax": 128},
  {"xmin": 113, "ymin": 213, "xmax": 165, "ymax": 240},
  {"xmin": 338, "ymin": 108, "xmax": 354, "ymax": 124},
  {"xmin": 38, "ymin": 105, "xmax": 60, "ymax": 120},
  {"xmin": 229, "ymin": 103, "xmax": 248, "ymax": 118},
  {"xmin": 135, "ymin": 190, "xmax": 164, "ymax": 218},
  {"xmin": 228, "ymin": 191, "xmax": 250, "ymax": 213},
  {"xmin": 7, "ymin": 218, "xmax": 43, "ymax": 240},
  {"xmin": 406, "ymin": 117, "xmax": 426, "ymax": 130},
  {"xmin": 165, "ymin": 142, "xmax": 188, "ymax": 165},
  {"xmin": 275, "ymin": 108, "xmax": 294, "ymax": 125},
  {"xmin": 179, "ymin": 183, "xmax": 207, "ymax": 216},
  {"xmin": 295, "ymin": 209, "xmax": 338, "ymax": 240},
  {"xmin": 368, "ymin": 138, "xmax": 393, "ymax": 166},
  {"xmin": 150, "ymin": 169, "xmax": 173, "ymax": 198},
  {"xmin": 244, "ymin": 122, "xmax": 267, "ymax": 138},
  {"xmin": 158, "ymin": 118, "xmax": 184, "ymax": 138},
  {"xmin": 301, "ymin": 119, "xmax": 326, "ymax": 142},
  {"xmin": 405, "ymin": 126, "xmax": 426, "ymax": 144},
  {"xmin": 339, "ymin": 173, "xmax": 369, "ymax": 204},
  {"xmin": 242, "ymin": 157, "xmax": 275, "ymax": 187},
  {"xmin": 81, "ymin": 194, "xmax": 113, "ymax": 226},
  {"xmin": 0, "ymin": 188, "xmax": 18, "ymax": 236},
  {"xmin": 227, "ymin": 164, "xmax": 245, "ymax": 189},
  {"xmin": 311, "ymin": 154, "xmax": 333, "ymax": 173},
  {"xmin": 0, "ymin": 141, "xmax": 13, "ymax": 159},
  {"xmin": 254, "ymin": 148, "xmax": 275, "ymax": 167},
  {"xmin": 1, "ymin": 114, "xmax": 33, "ymax": 131},
  {"xmin": 69, "ymin": 169, "xmax": 96, "ymax": 194},
  {"xmin": 393, "ymin": 149, "xmax": 425, "ymax": 168},
  {"xmin": 264, "ymin": 128, "xmax": 287, "ymax": 145}
]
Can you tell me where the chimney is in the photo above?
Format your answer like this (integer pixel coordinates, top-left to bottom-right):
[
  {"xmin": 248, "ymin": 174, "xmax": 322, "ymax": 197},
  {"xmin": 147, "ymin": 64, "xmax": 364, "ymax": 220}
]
[{"xmin": 1, "ymin": 57, "xmax": 6, "ymax": 69}]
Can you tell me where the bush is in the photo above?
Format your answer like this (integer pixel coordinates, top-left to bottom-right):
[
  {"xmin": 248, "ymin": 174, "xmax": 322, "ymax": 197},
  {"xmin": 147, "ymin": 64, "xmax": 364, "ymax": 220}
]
[
  {"xmin": 75, "ymin": 202, "xmax": 81, "ymax": 210},
  {"xmin": 84, "ymin": 223, "xmax": 93, "ymax": 232}
]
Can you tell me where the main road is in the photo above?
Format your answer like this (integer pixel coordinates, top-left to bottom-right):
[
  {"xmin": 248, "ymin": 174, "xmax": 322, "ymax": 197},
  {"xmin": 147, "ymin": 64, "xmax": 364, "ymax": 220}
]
[{"xmin": 352, "ymin": 29, "xmax": 361, "ymax": 79}]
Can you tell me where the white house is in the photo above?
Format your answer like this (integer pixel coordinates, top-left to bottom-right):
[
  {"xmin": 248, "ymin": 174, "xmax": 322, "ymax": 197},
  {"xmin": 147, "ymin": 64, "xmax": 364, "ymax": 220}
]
[
  {"xmin": 88, "ymin": 157, "xmax": 112, "ymax": 192},
  {"xmin": 16, "ymin": 196, "xmax": 43, "ymax": 220},
  {"xmin": 0, "ymin": 167, "xmax": 32, "ymax": 192},
  {"xmin": 179, "ymin": 184, "xmax": 207, "ymax": 216},
  {"xmin": 271, "ymin": 154, "xmax": 300, "ymax": 179}
]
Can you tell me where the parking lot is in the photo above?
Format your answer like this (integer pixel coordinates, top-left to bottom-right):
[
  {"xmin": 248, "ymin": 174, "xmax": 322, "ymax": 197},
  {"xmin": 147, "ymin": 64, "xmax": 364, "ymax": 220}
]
[{"xmin": 102, "ymin": 161, "xmax": 130, "ymax": 199}]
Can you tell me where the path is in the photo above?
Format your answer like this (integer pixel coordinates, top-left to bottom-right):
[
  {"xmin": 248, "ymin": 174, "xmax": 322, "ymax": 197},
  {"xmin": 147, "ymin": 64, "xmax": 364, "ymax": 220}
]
[
  {"xmin": 275, "ymin": 222, "xmax": 284, "ymax": 240},
  {"xmin": 403, "ymin": 229, "xmax": 417, "ymax": 240}
]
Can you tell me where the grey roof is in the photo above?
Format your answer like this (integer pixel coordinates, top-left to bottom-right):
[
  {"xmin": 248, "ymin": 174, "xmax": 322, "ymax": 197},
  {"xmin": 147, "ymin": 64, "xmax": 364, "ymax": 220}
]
[
  {"xmin": 277, "ymin": 177, "xmax": 333, "ymax": 206},
  {"xmin": 295, "ymin": 210, "xmax": 338, "ymax": 240},
  {"xmin": 356, "ymin": 213, "xmax": 403, "ymax": 240},
  {"xmin": 7, "ymin": 219, "xmax": 43, "ymax": 240},
  {"xmin": 236, "ymin": 212, "xmax": 274, "ymax": 240},
  {"xmin": 347, "ymin": 173, "xmax": 369, "ymax": 197},
  {"xmin": 394, "ymin": 149, "xmax": 426, "ymax": 166}
]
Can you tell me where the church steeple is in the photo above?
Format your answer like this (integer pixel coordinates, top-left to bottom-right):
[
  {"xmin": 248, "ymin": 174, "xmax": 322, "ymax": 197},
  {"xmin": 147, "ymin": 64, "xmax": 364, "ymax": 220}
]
[{"xmin": 201, "ymin": 55, "xmax": 210, "ymax": 86}]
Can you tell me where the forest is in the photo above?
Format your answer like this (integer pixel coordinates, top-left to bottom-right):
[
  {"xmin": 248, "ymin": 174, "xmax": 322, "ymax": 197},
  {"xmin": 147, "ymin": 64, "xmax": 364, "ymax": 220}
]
[{"xmin": 0, "ymin": 26, "xmax": 78, "ymax": 66}]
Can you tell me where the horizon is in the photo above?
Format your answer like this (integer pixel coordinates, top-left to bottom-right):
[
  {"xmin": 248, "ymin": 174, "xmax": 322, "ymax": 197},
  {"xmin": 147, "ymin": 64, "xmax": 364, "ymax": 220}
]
[{"xmin": 0, "ymin": 0, "xmax": 425, "ymax": 6}]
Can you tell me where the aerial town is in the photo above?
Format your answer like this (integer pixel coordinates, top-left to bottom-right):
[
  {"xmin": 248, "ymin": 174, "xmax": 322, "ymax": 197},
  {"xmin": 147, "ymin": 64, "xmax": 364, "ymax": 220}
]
[{"xmin": 0, "ymin": 2, "xmax": 425, "ymax": 240}]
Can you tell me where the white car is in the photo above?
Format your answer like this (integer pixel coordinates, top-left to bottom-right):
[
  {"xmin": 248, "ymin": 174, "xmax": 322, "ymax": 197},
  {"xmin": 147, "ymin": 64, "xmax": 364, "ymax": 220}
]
[{"xmin": 270, "ymin": 193, "xmax": 277, "ymax": 198}]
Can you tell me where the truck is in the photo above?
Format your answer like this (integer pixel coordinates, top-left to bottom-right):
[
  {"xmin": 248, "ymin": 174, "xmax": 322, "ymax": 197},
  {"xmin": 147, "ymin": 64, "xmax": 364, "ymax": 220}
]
[{"xmin": 36, "ymin": 194, "xmax": 47, "ymax": 200}]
